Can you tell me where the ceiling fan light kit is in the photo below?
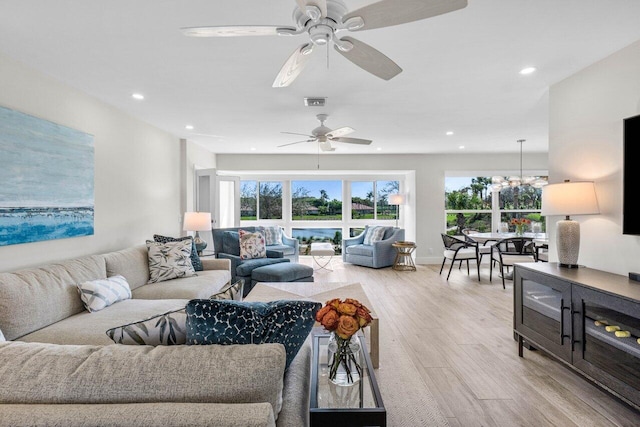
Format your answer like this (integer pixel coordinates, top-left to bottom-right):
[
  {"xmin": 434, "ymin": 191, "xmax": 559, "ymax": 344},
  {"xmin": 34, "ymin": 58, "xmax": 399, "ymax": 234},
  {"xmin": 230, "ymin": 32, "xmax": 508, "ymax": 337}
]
[{"xmin": 181, "ymin": 0, "xmax": 468, "ymax": 87}]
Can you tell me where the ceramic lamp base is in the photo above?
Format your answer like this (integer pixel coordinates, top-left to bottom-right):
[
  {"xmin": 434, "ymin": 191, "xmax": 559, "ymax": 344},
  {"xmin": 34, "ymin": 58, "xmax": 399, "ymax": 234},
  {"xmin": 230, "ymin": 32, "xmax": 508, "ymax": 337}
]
[
  {"xmin": 556, "ymin": 219, "xmax": 580, "ymax": 268},
  {"xmin": 194, "ymin": 233, "xmax": 207, "ymax": 256}
]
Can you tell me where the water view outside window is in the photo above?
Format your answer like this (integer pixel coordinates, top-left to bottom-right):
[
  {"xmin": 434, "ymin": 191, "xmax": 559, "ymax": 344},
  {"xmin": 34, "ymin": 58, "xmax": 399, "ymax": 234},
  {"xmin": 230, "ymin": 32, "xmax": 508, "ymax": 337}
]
[
  {"xmin": 445, "ymin": 176, "xmax": 546, "ymax": 234},
  {"xmin": 351, "ymin": 180, "xmax": 399, "ymax": 220},
  {"xmin": 292, "ymin": 227, "xmax": 342, "ymax": 255},
  {"xmin": 240, "ymin": 180, "xmax": 257, "ymax": 220},
  {"xmin": 292, "ymin": 180, "xmax": 342, "ymax": 220}
]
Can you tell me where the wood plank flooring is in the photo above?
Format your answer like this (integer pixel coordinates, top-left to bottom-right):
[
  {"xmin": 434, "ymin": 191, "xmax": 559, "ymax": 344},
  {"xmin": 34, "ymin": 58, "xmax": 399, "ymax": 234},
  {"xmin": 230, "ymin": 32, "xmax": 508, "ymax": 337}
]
[{"xmin": 298, "ymin": 257, "xmax": 640, "ymax": 426}]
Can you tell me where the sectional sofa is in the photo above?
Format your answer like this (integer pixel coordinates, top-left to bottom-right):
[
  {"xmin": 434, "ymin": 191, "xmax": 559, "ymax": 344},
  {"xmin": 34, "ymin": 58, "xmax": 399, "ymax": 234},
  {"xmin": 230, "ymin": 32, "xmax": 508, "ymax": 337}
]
[{"xmin": 0, "ymin": 244, "xmax": 312, "ymax": 427}]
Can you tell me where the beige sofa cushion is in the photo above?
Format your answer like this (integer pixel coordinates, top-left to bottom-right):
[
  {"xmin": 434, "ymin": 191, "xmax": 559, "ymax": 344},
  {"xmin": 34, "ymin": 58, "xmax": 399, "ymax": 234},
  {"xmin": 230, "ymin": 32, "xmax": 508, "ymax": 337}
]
[
  {"xmin": 0, "ymin": 341, "xmax": 286, "ymax": 419},
  {"xmin": 19, "ymin": 299, "xmax": 189, "ymax": 345},
  {"xmin": 103, "ymin": 245, "xmax": 149, "ymax": 290},
  {"xmin": 0, "ymin": 403, "xmax": 276, "ymax": 427},
  {"xmin": 132, "ymin": 270, "xmax": 231, "ymax": 299},
  {"xmin": 0, "ymin": 255, "xmax": 106, "ymax": 341}
]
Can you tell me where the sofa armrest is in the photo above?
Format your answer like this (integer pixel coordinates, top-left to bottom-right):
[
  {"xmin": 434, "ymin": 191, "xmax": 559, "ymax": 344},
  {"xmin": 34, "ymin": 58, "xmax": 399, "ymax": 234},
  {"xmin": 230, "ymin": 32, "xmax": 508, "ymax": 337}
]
[
  {"xmin": 342, "ymin": 232, "xmax": 365, "ymax": 261},
  {"xmin": 281, "ymin": 233, "xmax": 298, "ymax": 251},
  {"xmin": 201, "ymin": 258, "xmax": 231, "ymax": 272},
  {"xmin": 217, "ymin": 253, "xmax": 242, "ymax": 277}
]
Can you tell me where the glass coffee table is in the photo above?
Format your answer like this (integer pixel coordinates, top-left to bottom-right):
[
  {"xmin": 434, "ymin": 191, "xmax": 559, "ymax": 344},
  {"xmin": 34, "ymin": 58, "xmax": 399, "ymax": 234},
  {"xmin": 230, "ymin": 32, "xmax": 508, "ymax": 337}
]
[{"xmin": 310, "ymin": 330, "xmax": 386, "ymax": 427}]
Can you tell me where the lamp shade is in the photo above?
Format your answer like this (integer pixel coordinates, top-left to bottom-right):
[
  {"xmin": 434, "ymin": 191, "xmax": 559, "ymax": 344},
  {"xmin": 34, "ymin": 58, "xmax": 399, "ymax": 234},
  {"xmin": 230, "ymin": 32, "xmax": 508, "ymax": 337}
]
[
  {"xmin": 389, "ymin": 193, "xmax": 406, "ymax": 206},
  {"xmin": 541, "ymin": 181, "xmax": 599, "ymax": 216},
  {"xmin": 183, "ymin": 212, "xmax": 212, "ymax": 232}
]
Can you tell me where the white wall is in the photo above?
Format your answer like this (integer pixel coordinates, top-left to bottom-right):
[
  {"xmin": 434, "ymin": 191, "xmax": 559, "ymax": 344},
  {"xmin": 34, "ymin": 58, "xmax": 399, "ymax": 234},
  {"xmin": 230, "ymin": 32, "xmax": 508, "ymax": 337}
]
[
  {"xmin": 0, "ymin": 52, "xmax": 182, "ymax": 272},
  {"xmin": 549, "ymin": 40, "xmax": 640, "ymax": 275},
  {"xmin": 216, "ymin": 152, "xmax": 548, "ymax": 264}
]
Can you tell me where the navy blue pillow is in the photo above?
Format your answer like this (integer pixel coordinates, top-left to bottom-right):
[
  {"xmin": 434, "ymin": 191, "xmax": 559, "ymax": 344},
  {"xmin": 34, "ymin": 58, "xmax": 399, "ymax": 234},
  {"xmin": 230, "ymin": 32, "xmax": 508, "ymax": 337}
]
[
  {"xmin": 222, "ymin": 231, "xmax": 240, "ymax": 256},
  {"xmin": 153, "ymin": 234, "xmax": 203, "ymax": 271},
  {"xmin": 185, "ymin": 299, "xmax": 321, "ymax": 368}
]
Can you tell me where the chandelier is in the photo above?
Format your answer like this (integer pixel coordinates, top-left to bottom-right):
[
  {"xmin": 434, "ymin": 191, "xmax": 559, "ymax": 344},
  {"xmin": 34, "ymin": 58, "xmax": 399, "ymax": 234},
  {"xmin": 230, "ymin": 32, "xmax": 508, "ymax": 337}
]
[{"xmin": 491, "ymin": 139, "xmax": 547, "ymax": 191}]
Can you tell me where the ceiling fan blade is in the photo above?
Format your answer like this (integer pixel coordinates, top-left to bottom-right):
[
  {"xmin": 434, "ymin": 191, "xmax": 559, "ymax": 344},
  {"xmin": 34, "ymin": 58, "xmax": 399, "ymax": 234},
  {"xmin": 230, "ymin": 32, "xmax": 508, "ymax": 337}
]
[
  {"xmin": 295, "ymin": 0, "xmax": 328, "ymax": 20},
  {"xmin": 278, "ymin": 139, "xmax": 316, "ymax": 147},
  {"xmin": 281, "ymin": 131, "xmax": 315, "ymax": 138},
  {"xmin": 326, "ymin": 126, "xmax": 354, "ymax": 138},
  {"xmin": 181, "ymin": 26, "xmax": 296, "ymax": 37},
  {"xmin": 342, "ymin": 0, "xmax": 467, "ymax": 32},
  {"xmin": 331, "ymin": 137, "xmax": 373, "ymax": 145},
  {"xmin": 272, "ymin": 43, "xmax": 314, "ymax": 88},
  {"xmin": 334, "ymin": 37, "xmax": 402, "ymax": 80}
]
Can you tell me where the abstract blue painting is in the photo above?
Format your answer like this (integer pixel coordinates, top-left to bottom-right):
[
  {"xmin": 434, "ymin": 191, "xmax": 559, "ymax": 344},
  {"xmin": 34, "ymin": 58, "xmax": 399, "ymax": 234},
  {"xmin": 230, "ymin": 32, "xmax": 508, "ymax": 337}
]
[{"xmin": 0, "ymin": 105, "xmax": 94, "ymax": 246}]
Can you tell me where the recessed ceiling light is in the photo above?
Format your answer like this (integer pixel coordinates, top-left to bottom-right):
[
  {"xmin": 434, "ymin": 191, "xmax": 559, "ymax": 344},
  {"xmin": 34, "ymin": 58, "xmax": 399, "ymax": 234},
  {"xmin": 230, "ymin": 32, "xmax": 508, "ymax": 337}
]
[
  {"xmin": 250, "ymin": 147, "xmax": 256, "ymax": 151},
  {"xmin": 459, "ymin": 145, "xmax": 465, "ymax": 150},
  {"xmin": 376, "ymin": 147, "xmax": 382, "ymax": 151},
  {"xmin": 185, "ymin": 125, "xmax": 194, "ymax": 130},
  {"xmin": 519, "ymin": 67, "xmax": 537, "ymax": 75},
  {"xmin": 131, "ymin": 93, "xmax": 144, "ymax": 100},
  {"xmin": 446, "ymin": 131, "xmax": 454, "ymax": 136}
]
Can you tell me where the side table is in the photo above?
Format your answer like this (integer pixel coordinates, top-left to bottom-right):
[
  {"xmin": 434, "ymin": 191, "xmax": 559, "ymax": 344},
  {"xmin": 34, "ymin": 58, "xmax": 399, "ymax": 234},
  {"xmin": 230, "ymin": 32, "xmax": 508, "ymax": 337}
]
[
  {"xmin": 392, "ymin": 241, "xmax": 416, "ymax": 271},
  {"xmin": 310, "ymin": 329, "xmax": 386, "ymax": 427}
]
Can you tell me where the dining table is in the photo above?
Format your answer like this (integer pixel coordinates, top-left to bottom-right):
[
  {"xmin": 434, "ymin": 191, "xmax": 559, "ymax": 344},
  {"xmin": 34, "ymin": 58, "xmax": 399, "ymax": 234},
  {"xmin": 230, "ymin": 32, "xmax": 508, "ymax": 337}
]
[{"xmin": 465, "ymin": 232, "xmax": 547, "ymax": 244}]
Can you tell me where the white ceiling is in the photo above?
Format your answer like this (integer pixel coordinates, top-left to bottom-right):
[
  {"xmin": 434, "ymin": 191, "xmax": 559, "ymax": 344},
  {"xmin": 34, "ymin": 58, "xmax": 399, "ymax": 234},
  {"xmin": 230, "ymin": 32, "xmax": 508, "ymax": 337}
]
[{"xmin": 1, "ymin": 0, "xmax": 639, "ymax": 155}]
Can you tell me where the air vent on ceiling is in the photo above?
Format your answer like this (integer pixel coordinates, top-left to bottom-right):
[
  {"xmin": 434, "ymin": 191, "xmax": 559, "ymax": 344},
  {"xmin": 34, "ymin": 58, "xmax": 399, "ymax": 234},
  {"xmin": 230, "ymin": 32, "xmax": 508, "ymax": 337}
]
[{"xmin": 304, "ymin": 97, "xmax": 326, "ymax": 107}]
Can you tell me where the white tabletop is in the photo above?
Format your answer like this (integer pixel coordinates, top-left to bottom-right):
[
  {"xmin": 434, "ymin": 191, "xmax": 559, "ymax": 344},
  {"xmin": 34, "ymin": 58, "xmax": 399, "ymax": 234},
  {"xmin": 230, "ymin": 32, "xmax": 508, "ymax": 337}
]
[{"xmin": 466, "ymin": 232, "xmax": 547, "ymax": 243}]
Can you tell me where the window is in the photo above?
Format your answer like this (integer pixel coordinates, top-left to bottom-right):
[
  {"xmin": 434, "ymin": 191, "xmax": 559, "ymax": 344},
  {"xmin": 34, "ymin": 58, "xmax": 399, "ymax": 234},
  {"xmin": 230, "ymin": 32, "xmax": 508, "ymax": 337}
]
[
  {"xmin": 241, "ymin": 180, "xmax": 283, "ymax": 220},
  {"xmin": 445, "ymin": 176, "xmax": 546, "ymax": 234},
  {"xmin": 292, "ymin": 228, "xmax": 343, "ymax": 255},
  {"xmin": 240, "ymin": 181, "xmax": 257, "ymax": 220},
  {"xmin": 351, "ymin": 180, "xmax": 399, "ymax": 220},
  {"xmin": 292, "ymin": 180, "xmax": 342, "ymax": 220}
]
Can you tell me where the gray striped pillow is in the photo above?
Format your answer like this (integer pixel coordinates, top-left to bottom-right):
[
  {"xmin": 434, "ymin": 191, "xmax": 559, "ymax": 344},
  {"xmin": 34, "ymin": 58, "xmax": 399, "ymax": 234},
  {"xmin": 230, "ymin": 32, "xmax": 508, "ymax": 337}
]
[
  {"xmin": 77, "ymin": 275, "xmax": 132, "ymax": 313},
  {"xmin": 363, "ymin": 226, "xmax": 387, "ymax": 245}
]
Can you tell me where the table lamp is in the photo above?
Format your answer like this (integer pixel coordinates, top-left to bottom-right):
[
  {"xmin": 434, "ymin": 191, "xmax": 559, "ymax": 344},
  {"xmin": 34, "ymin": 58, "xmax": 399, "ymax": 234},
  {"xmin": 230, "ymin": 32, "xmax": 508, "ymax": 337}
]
[
  {"xmin": 389, "ymin": 193, "xmax": 406, "ymax": 228},
  {"xmin": 183, "ymin": 212, "xmax": 212, "ymax": 256},
  {"xmin": 541, "ymin": 180, "xmax": 599, "ymax": 268}
]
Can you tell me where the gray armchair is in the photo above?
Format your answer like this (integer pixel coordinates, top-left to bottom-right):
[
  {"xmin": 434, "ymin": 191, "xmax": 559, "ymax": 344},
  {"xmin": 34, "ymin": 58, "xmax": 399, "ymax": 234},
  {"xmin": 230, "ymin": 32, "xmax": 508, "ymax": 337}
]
[{"xmin": 342, "ymin": 226, "xmax": 405, "ymax": 268}]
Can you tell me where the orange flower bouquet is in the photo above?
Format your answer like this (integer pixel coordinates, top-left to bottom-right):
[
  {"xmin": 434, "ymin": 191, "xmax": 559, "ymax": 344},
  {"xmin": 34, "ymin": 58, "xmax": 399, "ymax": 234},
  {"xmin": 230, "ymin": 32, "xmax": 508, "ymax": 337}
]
[
  {"xmin": 511, "ymin": 217, "xmax": 531, "ymax": 235},
  {"xmin": 316, "ymin": 298, "xmax": 373, "ymax": 386}
]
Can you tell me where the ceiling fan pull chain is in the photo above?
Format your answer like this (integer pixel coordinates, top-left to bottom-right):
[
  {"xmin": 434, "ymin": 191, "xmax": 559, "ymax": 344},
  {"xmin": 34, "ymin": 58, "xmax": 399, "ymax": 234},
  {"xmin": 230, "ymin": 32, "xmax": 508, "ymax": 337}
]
[{"xmin": 326, "ymin": 42, "xmax": 330, "ymax": 69}]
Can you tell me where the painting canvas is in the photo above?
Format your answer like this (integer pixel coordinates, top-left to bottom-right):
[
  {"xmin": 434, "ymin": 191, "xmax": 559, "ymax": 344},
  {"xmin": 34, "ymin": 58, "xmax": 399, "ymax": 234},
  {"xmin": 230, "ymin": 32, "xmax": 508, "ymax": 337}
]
[{"xmin": 0, "ymin": 105, "xmax": 94, "ymax": 246}]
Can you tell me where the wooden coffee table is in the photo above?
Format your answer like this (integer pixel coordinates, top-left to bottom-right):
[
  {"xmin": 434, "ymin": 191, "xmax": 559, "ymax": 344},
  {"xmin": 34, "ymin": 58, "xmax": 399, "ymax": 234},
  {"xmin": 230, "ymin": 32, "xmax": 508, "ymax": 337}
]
[{"xmin": 245, "ymin": 281, "xmax": 380, "ymax": 368}]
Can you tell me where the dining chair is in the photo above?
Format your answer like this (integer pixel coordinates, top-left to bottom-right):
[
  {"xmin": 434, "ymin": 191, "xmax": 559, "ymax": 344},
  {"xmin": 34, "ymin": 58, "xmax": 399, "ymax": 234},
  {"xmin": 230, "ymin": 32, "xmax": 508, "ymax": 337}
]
[
  {"xmin": 462, "ymin": 229, "xmax": 495, "ymax": 265},
  {"xmin": 490, "ymin": 237, "xmax": 536, "ymax": 288},
  {"xmin": 440, "ymin": 233, "xmax": 480, "ymax": 281}
]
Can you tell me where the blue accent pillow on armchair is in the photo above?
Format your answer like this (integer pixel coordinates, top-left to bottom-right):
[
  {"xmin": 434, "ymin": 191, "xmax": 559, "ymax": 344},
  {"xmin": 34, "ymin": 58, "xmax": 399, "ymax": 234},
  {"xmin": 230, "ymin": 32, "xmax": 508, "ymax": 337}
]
[{"xmin": 185, "ymin": 299, "xmax": 321, "ymax": 368}]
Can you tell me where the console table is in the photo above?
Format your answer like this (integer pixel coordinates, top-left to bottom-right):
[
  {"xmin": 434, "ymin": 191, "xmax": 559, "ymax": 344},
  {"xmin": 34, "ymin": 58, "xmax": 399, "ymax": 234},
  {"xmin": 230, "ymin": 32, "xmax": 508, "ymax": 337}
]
[
  {"xmin": 514, "ymin": 263, "xmax": 640, "ymax": 411},
  {"xmin": 310, "ymin": 329, "xmax": 386, "ymax": 427}
]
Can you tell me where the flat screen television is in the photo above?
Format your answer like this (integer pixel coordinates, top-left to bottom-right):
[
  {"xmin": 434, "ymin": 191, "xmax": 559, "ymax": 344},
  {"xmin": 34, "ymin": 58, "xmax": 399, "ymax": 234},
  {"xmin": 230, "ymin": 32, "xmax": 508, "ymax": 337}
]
[{"xmin": 623, "ymin": 114, "xmax": 640, "ymax": 235}]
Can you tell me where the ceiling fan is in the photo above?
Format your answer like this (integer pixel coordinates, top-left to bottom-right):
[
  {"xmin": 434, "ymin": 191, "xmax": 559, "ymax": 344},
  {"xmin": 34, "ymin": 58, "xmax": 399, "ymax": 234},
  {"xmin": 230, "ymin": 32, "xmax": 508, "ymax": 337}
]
[
  {"xmin": 181, "ymin": 0, "xmax": 468, "ymax": 87},
  {"xmin": 278, "ymin": 114, "xmax": 372, "ymax": 151}
]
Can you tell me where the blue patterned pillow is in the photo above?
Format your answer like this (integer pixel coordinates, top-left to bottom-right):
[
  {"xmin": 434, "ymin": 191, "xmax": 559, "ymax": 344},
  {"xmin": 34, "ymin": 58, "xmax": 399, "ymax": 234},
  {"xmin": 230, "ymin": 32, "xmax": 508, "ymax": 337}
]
[
  {"xmin": 153, "ymin": 234, "xmax": 203, "ymax": 271},
  {"xmin": 185, "ymin": 299, "xmax": 321, "ymax": 368},
  {"xmin": 259, "ymin": 226, "xmax": 283, "ymax": 246},
  {"xmin": 363, "ymin": 226, "xmax": 387, "ymax": 245}
]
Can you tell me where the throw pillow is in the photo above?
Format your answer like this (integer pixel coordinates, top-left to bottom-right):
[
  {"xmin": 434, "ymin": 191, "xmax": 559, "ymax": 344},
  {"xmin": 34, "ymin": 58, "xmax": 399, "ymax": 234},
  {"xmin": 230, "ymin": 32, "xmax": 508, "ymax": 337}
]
[
  {"xmin": 239, "ymin": 229, "xmax": 266, "ymax": 260},
  {"xmin": 185, "ymin": 299, "xmax": 321, "ymax": 368},
  {"xmin": 106, "ymin": 308, "xmax": 187, "ymax": 345},
  {"xmin": 77, "ymin": 275, "xmax": 132, "ymax": 313},
  {"xmin": 222, "ymin": 231, "xmax": 241, "ymax": 255},
  {"xmin": 259, "ymin": 226, "xmax": 283, "ymax": 246},
  {"xmin": 146, "ymin": 240, "xmax": 196, "ymax": 284},
  {"xmin": 363, "ymin": 226, "xmax": 387, "ymax": 245},
  {"xmin": 210, "ymin": 280, "xmax": 244, "ymax": 301},
  {"xmin": 153, "ymin": 234, "xmax": 203, "ymax": 271}
]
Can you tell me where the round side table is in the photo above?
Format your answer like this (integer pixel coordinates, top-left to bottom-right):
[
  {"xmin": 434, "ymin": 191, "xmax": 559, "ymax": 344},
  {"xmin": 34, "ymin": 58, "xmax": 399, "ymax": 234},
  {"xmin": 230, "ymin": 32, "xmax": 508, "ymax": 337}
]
[{"xmin": 392, "ymin": 241, "xmax": 417, "ymax": 271}]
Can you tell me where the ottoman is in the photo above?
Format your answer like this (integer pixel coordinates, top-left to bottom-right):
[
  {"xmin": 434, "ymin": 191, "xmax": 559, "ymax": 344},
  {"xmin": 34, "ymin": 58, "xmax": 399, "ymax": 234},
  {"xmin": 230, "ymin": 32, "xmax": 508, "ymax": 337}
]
[{"xmin": 251, "ymin": 263, "xmax": 314, "ymax": 287}]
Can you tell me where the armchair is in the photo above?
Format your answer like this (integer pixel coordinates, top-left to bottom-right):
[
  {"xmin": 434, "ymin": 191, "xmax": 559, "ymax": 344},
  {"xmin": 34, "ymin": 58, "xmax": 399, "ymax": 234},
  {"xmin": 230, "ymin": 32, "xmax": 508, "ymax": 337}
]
[
  {"xmin": 342, "ymin": 226, "xmax": 405, "ymax": 268},
  {"xmin": 212, "ymin": 226, "xmax": 298, "ymax": 294}
]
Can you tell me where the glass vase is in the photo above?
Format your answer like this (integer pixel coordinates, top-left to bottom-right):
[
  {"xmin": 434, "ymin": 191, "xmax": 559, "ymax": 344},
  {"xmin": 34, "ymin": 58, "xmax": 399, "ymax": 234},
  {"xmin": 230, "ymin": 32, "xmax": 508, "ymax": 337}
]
[{"xmin": 327, "ymin": 332, "xmax": 362, "ymax": 386}]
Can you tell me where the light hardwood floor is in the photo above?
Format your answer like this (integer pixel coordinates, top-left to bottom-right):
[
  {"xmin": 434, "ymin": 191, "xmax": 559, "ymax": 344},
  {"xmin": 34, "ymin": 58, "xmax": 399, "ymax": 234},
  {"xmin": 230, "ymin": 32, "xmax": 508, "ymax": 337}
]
[{"xmin": 298, "ymin": 256, "xmax": 640, "ymax": 426}]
